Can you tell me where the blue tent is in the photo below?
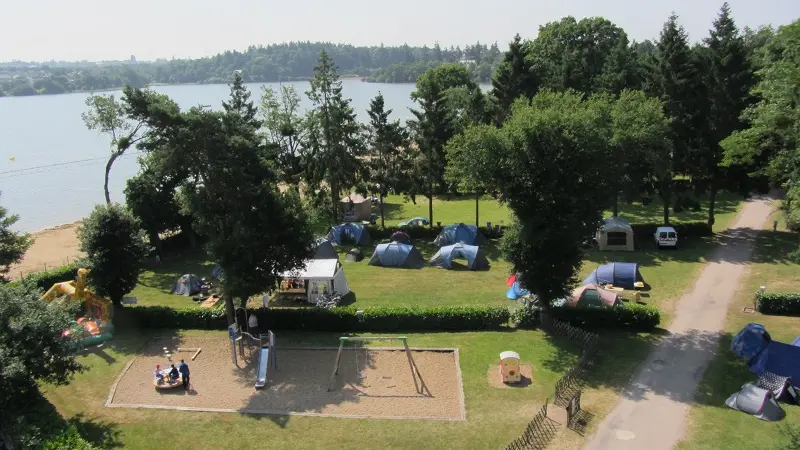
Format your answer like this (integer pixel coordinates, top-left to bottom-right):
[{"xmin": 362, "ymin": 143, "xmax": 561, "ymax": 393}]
[
  {"xmin": 327, "ymin": 223, "xmax": 372, "ymax": 246},
  {"xmin": 430, "ymin": 243, "xmax": 490, "ymax": 270},
  {"xmin": 732, "ymin": 323, "xmax": 800, "ymax": 382},
  {"xmin": 434, "ymin": 223, "xmax": 487, "ymax": 247},
  {"xmin": 582, "ymin": 262, "xmax": 644, "ymax": 289},
  {"xmin": 368, "ymin": 241, "xmax": 425, "ymax": 269},
  {"xmin": 506, "ymin": 281, "xmax": 530, "ymax": 299}
]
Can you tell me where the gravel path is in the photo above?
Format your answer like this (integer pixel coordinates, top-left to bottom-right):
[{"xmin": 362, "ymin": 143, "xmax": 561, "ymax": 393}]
[
  {"xmin": 110, "ymin": 338, "xmax": 464, "ymax": 420},
  {"xmin": 583, "ymin": 195, "xmax": 773, "ymax": 450}
]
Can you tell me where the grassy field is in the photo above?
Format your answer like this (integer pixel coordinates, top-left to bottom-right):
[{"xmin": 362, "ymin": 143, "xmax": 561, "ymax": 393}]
[
  {"xmin": 677, "ymin": 226, "xmax": 800, "ymax": 450},
  {"xmin": 44, "ymin": 329, "xmax": 580, "ymax": 450}
]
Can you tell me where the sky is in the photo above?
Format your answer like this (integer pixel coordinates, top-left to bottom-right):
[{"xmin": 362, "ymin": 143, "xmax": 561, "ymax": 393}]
[{"xmin": 2, "ymin": 0, "xmax": 799, "ymax": 62}]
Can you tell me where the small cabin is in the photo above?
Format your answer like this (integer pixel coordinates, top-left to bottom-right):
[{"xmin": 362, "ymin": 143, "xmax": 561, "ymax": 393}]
[{"xmin": 499, "ymin": 351, "xmax": 521, "ymax": 383}]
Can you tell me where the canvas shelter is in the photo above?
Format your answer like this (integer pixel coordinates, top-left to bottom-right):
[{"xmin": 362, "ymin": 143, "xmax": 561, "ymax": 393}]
[
  {"xmin": 434, "ymin": 223, "xmax": 487, "ymax": 247},
  {"xmin": 596, "ymin": 217, "xmax": 634, "ymax": 251},
  {"xmin": 341, "ymin": 193, "xmax": 372, "ymax": 222},
  {"xmin": 732, "ymin": 323, "xmax": 800, "ymax": 383},
  {"xmin": 171, "ymin": 274, "xmax": 203, "ymax": 296},
  {"xmin": 280, "ymin": 259, "xmax": 350, "ymax": 304},
  {"xmin": 368, "ymin": 241, "xmax": 425, "ymax": 269},
  {"xmin": 582, "ymin": 262, "xmax": 644, "ymax": 289},
  {"xmin": 567, "ymin": 284, "xmax": 621, "ymax": 308},
  {"xmin": 390, "ymin": 230, "xmax": 411, "ymax": 244},
  {"xmin": 313, "ymin": 238, "xmax": 338, "ymax": 260},
  {"xmin": 430, "ymin": 243, "xmax": 490, "ymax": 270},
  {"xmin": 725, "ymin": 383, "xmax": 785, "ymax": 421},
  {"xmin": 327, "ymin": 223, "xmax": 372, "ymax": 246}
]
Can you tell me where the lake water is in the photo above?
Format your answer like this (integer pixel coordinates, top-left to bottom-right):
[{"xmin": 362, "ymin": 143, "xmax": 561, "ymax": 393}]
[{"xmin": 0, "ymin": 80, "xmax": 473, "ymax": 232}]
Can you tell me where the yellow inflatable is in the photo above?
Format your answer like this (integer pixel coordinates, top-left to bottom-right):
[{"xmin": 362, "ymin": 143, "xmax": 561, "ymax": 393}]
[{"xmin": 41, "ymin": 268, "xmax": 112, "ymax": 322}]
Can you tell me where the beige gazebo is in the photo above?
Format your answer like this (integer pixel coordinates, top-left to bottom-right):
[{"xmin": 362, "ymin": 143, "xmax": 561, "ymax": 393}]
[{"xmin": 341, "ymin": 193, "xmax": 371, "ymax": 222}]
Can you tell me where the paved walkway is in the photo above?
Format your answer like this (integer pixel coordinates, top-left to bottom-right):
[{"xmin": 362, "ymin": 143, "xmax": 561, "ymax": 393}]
[{"xmin": 582, "ymin": 196, "xmax": 773, "ymax": 450}]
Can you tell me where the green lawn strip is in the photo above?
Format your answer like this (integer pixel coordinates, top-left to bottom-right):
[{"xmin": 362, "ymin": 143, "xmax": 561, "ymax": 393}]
[
  {"xmin": 678, "ymin": 229, "xmax": 800, "ymax": 450},
  {"xmin": 44, "ymin": 329, "xmax": 579, "ymax": 450}
]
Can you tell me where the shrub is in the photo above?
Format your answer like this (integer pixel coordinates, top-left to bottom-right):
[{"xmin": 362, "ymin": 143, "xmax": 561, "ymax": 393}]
[
  {"xmin": 755, "ymin": 292, "xmax": 800, "ymax": 316},
  {"xmin": 515, "ymin": 304, "xmax": 661, "ymax": 331},
  {"xmin": 629, "ymin": 221, "xmax": 712, "ymax": 238},
  {"xmin": 14, "ymin": 260, "xmax": 89, "ymax": 292},
  {"xmin": 118, "ymin": 305, "xmax": 511, "ymax": 332}
]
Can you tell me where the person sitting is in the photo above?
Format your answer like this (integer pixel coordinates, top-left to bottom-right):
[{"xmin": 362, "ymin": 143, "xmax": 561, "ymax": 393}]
[
  {"xmin": 154, "ymin": 365, "xmax": 164, "ymax": 384},
  {"xmin": 169, "ymin": 364, "xmax": 180, "ymax": 381}
]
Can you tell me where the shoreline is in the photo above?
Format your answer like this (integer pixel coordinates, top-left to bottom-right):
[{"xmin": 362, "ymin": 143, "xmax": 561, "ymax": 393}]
[{"xmin": 9, "ymin": 221, "xmax": 85, "ymax": 280}]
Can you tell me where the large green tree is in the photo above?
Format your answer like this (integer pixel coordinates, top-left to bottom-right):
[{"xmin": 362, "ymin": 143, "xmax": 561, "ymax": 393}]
[
  {"xmin": 449, "ymin": 91, "xmax": 615, "ymax": 305},
  {"xmin": 0, "ymin": 284, "xmax": 84, "ymax": 446},
  {"xmin": 222, "ymin": 71, "xmax": 260, "ymax": 131},
  {"xmin": 700, "ymin": 3, "xmax": 755, "ymax": 227},
  {"xmin": 260, "ymin": 84, "xmax": 306, "ymax": 184},
  {"xmin": 365, "ymin": 93, "xmax": 410, "ymax": 228},
  {"xmin": 0, "ymin": 193, "xmax": 33, "ymax": 281},
  {"xmin": 490, "ymin": 34, "xmax": 539, "ymax": 123},
  {"xmin": 305, "ymin": 50, "xmax": 365, "ymax": 223},
  {"xmin": 77, "ymin": 203, "xmax": 150, "ymax": 306}
]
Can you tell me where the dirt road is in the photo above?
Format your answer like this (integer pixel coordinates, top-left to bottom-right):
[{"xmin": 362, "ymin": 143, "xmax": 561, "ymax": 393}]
[{"xmin": 582, "ymin": 196, "xmax": 773, "ymax": 450}]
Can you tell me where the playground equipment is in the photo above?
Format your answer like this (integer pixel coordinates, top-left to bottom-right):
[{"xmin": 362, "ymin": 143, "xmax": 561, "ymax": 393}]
[
  {"xmin": 41, "ymin": 268, "xmax": 114, "ymax": 348},
  {"xmin": 153, "ymin": 366, "xmax": 184, "ymax": 390},
  {"xmin": 255, "ymin": 331, "xmax": 277, "ymax": 390},
  {"xmin": 499, "ymin": 351, "xmax": 522, "ymax": 384},
  {"xmin": 327, "ymin": 336, "xmax": 429, "ymax": 395}
]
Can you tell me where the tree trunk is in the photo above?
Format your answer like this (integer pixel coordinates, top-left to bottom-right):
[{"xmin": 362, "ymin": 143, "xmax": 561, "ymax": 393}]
[
  {"xmin": 707, "ymin": 177, "xmax": 717, "ymax": 229},
  {"xmin": 475, "ymin": 193, "xmax": 480, "ymax": 227},
  {"xmin": 661, "ymin": 181, "xmax": 670, "ymax": 225},
  {"xmin": 613, "ymin": 193, "xmax": 619, "ymax": 217},
  {"xmin": 224, "ymin": 294, "xmax": 235, "ymax": 326},
  {"xmin": 148, "ymin": 230, "xmax": 163, "ymax": 255},
  {"xmin": 103, "ymin": 152, "xmax": 121, "ymax": 204},
  {"xmin": 428, "ymin": 194, "xmax": 433, "ymax": 227},
  {"xmin": 379, "ymin": 194, "xmax": 385, "ymax": 228},
  {"xmin": 331, "ymin": 182, "xmax": 339, "ymax": 224}
]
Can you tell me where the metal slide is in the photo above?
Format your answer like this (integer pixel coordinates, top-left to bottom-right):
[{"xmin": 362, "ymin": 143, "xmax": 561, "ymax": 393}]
[{"xmin": 254, "ymin": 347, "xmax": 269, "ymax": 389}]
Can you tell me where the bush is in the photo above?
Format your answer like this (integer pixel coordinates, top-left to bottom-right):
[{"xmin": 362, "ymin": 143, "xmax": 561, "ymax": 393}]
[
  {"xmin": 516, "ymin": 304, "xmax": 661, "ymax": 331},
  {"xmin": 755, "ymin": 292, "xmax": 800, "ymax": 316},
  {"xmin": 119, "ymin": 305, "xmax": 511, "ymax": 332},
  {"xmin": 629, "ymin": 221, "xmax": 712, "ymax": 238},
  {"xmin": 13, "ymin": 260, "xmax": 89, "ymax": 292}
]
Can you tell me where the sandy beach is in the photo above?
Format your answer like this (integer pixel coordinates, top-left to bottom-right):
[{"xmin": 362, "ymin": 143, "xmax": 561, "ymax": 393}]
[{"xmin": 9, "ymin": 221, "xmax": 85, "ymax": 280}]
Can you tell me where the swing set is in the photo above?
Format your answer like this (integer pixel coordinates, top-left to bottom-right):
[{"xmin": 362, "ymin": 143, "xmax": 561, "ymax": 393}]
[{"xmin": 327, "ymin": 336, "xmax": 429, "ymax": 395}]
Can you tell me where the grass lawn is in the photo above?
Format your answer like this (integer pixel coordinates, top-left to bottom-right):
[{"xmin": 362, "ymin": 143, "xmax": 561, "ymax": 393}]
[
  {"xmin": 44, "ymin": 329, "xmax": 581, "ymax": 450},
  {"xmin": 677, "ymin": 226, "xmax": 800, "ymax": 450}
]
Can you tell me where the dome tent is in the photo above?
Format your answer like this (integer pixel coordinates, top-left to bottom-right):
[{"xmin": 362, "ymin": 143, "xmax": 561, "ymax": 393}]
[
  {"xmin": 171, "ymin": 274, "xmax": 203, "ymax": 296},
  {"xmin": 506, "ymin": 281, "xmax": 530, "ymax": 300},
  {"xmin": 313, "ymin": 237, "xmax": 338, "ymax": 259},
  {"xmin": 582, "ymin": 262, "xmax": 644, "ymax": 289},
  {"xmin": 368, "ymin": 241, "xmax": 425, "ymax": 269},
  {"xmin": 430, "ymin": 243, "xmax": 490, "ymax": 270},
  {"xmin": 390, "ymin": 230, "xmax": 411, "ymax": 244},
  {"xmin": 434, "ymin": 223, "xmax": 487, "ymax": 247},
  {"xmin": 345, "ymin": 248, "xmax": 364, "ymax": 262},
  {"xmin": 567, "ymin": 284, "xmax": 621, "ymax": 308},
  {"xmin": 327, "ymin": 223, "xmax": 372, "ymax": 246}
]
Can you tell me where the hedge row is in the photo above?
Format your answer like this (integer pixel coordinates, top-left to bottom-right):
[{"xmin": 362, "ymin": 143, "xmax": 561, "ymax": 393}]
[
  {"xmin": 755, "ymin": 292, "xmax": 800, "ymax": 316},
  {"xmin": 119, "ymin": 305, "xmax": 512, "ymax": 332},
  {"xmin": 12, "ymin": 260, "xmax": 89, "ymax": 292},
  {"xmin": 535, "ymin": 304, "xmax": 661, "ymax": 331},
  {"xmin": 629, "ymin": 221, "xmax": 712, "ymax": 238}
]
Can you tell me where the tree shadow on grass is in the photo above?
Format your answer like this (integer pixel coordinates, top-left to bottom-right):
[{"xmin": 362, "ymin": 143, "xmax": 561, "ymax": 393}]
[
  {"xmin": 68, "ymin": 413, "xmax": 123, "ymax": 448},
  {"xmin": 375, "ymin": 201, "xmax": 406, "ymax": 222},
  {"xmin": 138, "ymin": 250, "xmax": 214, "ymax": 292}
]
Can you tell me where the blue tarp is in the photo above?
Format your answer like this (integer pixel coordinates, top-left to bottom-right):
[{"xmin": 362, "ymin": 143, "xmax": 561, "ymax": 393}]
[
  {"xmin": 582, "ymin": 262, "xmax": 644, "ymax": 289},
  {"xmin": 430, "ymin": 243, "xmax": 490, "ymax": 270},
  {"xmin": 434, "ymin": 223, "xmax": 487, "ymax": 247},
  {"xmin": 732, "ymin": 324, "xmax": 800, "ymax": 382},
  {"xmin": 368, "ymin": 242, "xmax": 425, "ymax": 269},
  {"xmin": 327, "ymin": 223, "xmax": 372, "ymax": 246},
  {"xmin": 506, "ymin": 281, "xmax": 530, "ymax": 299}
]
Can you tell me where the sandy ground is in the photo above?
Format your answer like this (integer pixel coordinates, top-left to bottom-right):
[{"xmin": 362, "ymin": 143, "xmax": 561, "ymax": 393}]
[
  {"xmin": 487, "ymin": 364, "xmax": 534, "ymax": 388},
  {"xmin": 9, "ymin": 221, "xmax": 84, "ymax": 279},
  {"xmin": 109, "ymin": 338, "xmax": 465, "ymax": 420},
  {"xmin": 583, "ymin": 195, "xmax": 774, "ymax": 450}
]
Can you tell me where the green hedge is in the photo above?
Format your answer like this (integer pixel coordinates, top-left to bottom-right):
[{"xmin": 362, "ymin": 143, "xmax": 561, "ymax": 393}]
[
  {"xmin": 119, "ymin": 305, "xmax": 512, "ymax": 332},
  {"xmin": 540, "ymin": 304, "xmax": 660, "ymax": 331},
  {"xmin": 629, "ymin": 221, "xmax": 712, "ymax": 238},
  {"xmin": 12, "ymin": 260, "xmax": 89, "ymax": 292},
  {"xmin": 755, "ymin": 292, "xmax": 800, "ymax": 316}
]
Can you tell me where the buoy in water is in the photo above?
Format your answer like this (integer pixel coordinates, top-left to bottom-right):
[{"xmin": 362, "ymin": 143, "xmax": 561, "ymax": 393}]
[{"xmin": 9, "ymin": 156, "xmax": 15, "ymax": 161}]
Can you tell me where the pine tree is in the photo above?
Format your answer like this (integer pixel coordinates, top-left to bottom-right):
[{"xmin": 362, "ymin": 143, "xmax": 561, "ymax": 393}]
[
  {"xmin": 305, "ymin": 50, "xmax": 365, "ymax": 223},
  {"xmin": 366, "ymin": 93, "xmax": 410, "ymax": 228},
  {"xmin": 490, "ymin": 34, "xmax": 538, "ymax": 124},
  {"xmin": 222, "ymin": 71, "xmax": 259, "ymax": 130},
  {"xmin": 702, "ymin": 3, "xmax": 755, "ymax": 226}
]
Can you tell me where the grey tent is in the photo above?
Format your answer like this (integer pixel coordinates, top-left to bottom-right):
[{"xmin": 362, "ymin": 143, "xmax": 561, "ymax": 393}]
[
  {"xmin": 725, "ymin": 382, "xmax": 785, "ymax": 421},
  {"xmin": 756, "ymin": 372, "xmax": 799, "ymax": 404},
  {"xmin": 211, "ymin": 264, "xmax": 224, "ymax": 280},
  {"xmin": 430, "ymin": 243, "xmax": 490, "ymax": 270},
  {"xmin": 313, "ymin": 238, "xmax": 338, "ymax": 260},
  {"xmin": 345, "ymin": 248, "xmax": 364, "ymax": 262},
  {"xmin": 434, "ymin": 223, "xmax": 487, "ymax": 247},
  {"xmin": 368, "ymin": 241, "xmax": 425, "ymax": 269},
  {"xmin": 171, "ymin": 274, "xmax": 203, "ymax": 296}
]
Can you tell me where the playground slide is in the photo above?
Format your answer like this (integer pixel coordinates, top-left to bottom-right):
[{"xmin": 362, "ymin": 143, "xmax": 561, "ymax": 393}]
[{"xmin": 255, "ymin": 347, "xmax": 269, "ymax": 389}]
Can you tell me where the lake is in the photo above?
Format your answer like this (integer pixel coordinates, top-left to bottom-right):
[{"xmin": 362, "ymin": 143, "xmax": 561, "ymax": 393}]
[{"xmin": 0, "ymin": 80, "xmax": 486, "ymax": 232}]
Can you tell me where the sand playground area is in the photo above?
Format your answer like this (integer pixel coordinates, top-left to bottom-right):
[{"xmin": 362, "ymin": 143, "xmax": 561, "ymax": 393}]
[
  {"xmin": 10, "ymin": 221, "xmax": 84, "ymax": 279},
  {"xmin": 107, "ymin": 337, "xmax": 466, "ymax": 421}
]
